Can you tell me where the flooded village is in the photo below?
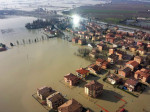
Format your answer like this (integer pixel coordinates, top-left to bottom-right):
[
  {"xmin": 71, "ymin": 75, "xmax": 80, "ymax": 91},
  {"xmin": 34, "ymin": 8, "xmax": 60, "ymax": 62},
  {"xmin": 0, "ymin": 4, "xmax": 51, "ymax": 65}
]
[
  {"xmin": 28, "ymin": 15, "xmax": 150, "ymax": 112},
  {"xmin": 0, "ymin": 1, "xmax": 150, "ymax": 112}
]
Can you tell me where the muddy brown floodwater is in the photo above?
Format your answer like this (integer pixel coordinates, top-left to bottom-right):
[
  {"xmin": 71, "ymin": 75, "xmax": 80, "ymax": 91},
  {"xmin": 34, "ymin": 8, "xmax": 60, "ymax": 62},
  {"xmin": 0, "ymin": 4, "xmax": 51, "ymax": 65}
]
[
  {"xmin": 0, "ymin": 16, "xmax": 90, "ymax": 112},
  {"xmin": 0, "ymin": 38, "xmax": 91, "ymax": 112}
]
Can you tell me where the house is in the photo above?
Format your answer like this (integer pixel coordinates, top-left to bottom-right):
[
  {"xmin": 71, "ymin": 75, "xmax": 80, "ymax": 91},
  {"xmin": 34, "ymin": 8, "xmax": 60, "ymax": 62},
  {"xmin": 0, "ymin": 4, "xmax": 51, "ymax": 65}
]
[
  {"xmin": 46, "ymin": 92, "xmax": 65, "ymax": 110},
  {"xmin": 72, "ymin": 37, "xmax": 79, "ymax": 43},
  {"xmin": 85, "ymin": 35, "xmax": 91, "ymax": 40},
  {"xmin": 37, "ymin": 86, "xmax": 54, "ymax": 100},
  {"xmin": 89, "ymin": 32, "xmax": 94, "ymax": 36},
  {"xmin": 92, "ymin": 36, "xmax": 98, "ymax": 41},
  {"xmin": 58, "ymin": 99, "xmax": 83, "ymax": 112},
  {"xmin": 64, "ymin": 73, "xmax": 79, "ymax": 86},
  {"xmin": 118, "ymin": 67, "xmax": 132, "ymax": 77},
  {"xmin": 88, "ymin": 64, "xmax": 101, "ymax": 74},
  {"xmin": 115, "ymin": 34, "xmax": 122, "ymax": 38},
  {"xmin": 78, "ymin": 39, "xmax": 86, "ymax": 45},
  {"xmin": 137, "ymin": 48, "xmax": 145, "ymax": 55},
  {"xmin": 96, "ymin": 58, "xmax": 109, "ymax": 69},
  {"xmin": 124, "ymin": 79, "xmax": 138, "ymax": 92},
  {"xmin": 76, "ymin": 68, "xmax": 90, "ymax": 79},
  {"xmin": 128, "ymin": 31, "xmax": 134, "ymax": 37},
  {"xmin": 137, "ymin": 41, "xmax": 143, "ymax": 46},
  {"xmin": 134, "ymin": 69, "xmax": 150, "ymax": 83},
  {"xmin": 106, "ymin": 33, "xmax": 114, "ymax": 38},
  {"xmin": 107, "ymin": 74, "xmax": 122, "ymax": 85},
  {"xmin": 95, "ymin": 31, "xmax": 101, "ymax": 36},
  {"xmin": 108, "ymin": 54, "xmax": 119, "ymax": 64},
  {"xmin": 97, "ymin": 44, "xmax": 107, "ymax": 51},
  {"xmin": 109, "ymin": 48, "xmax": 116, "ymax": 55},
  {"xmin": 85, "ymin": 80, "xmax": 103, "ymax": 98},
  {"xmin": 106, "ymin": 37, "xmax": 115, "ymax": 44},
  {"xmin": 129, "ymin": 46, "xmax": 137, "ymax": 52},
  {"xmin": 122, "ymin": 45, "xmax": 129, "ymax": 50},
  {"xmin": 89, "ymin": 52, "xmax": 97, "ymax": 58},
  {"xmin": 116, "ymin": 50, "xmax": 125, "ymax": 60},
  {"xmin": 134, "ymin": 56, "xmax": 143, "ymax": 64},
  {"xmin": 126, "ymin": 60, "xmax": 139, "ymax": 71}
]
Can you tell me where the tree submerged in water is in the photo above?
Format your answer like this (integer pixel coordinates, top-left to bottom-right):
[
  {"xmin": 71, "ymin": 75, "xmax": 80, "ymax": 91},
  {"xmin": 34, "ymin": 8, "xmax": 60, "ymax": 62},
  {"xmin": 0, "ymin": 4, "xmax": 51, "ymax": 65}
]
[
  {"xmin": 25, "ymin": 19, "xmax": 52, "ymax": 29},
  {"xmin": 77, "ymin": 48, "xmax": 90, "ymax": 57}
]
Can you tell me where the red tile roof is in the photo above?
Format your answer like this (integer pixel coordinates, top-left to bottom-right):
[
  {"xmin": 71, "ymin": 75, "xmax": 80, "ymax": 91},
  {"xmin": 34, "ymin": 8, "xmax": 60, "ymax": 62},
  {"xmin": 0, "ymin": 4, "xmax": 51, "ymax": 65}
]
[
  {"xmin": 85, "ymin": 80, "xmax": 103, "ymax": 90},
  {"xmin": 76, "ymin": 68, "xmax": 89, "ymax": 74},
  {"xmin": 64, "ymin": 73, "xmax": 79, "ymax": 81},
  {"xmin": 135, "ymin": 69, "xmax": 150, "ymax": 78},
  {"xmin": 125, "ymin": 79, "xmax": 138, "ymax": 86},
  {"xmin": 126, "ymin": 60, "xmax": 139, "ymax": 67}
]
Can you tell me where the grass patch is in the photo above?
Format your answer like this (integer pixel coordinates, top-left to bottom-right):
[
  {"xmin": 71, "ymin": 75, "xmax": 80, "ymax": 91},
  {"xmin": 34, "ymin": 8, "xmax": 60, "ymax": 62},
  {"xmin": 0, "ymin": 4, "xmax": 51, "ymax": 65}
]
[
  {"xmin": 103, "ymin": 18, "xmax": 122, "ymax": 24},
  {"xmin": 78, "ymin": 9, "xmax": 137, "ymax": 14}
]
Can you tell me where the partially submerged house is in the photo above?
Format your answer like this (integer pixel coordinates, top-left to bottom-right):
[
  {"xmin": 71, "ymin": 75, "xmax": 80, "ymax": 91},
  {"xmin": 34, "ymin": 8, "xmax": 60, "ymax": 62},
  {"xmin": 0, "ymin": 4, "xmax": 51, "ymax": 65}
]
[
  {"xmin": 89, "ymin": 52, "xmax": 97, "ymax": 58},
  {"xmin": 37, "ymin": 86, "xmax": 54, "ymax": 100},
  {"xmin": 96, "ymin": 58, "xmax": 109, "ymax": 69},
  {"xmin": 118, "ymin": 67, "xmax": 132, "ymax": 78},
  {"xmin": 97, "ymin": 44, "xmax": 107, "ymax": 51},
  {"xmin": 116, "ymin": 50, "xmax": 125, "ymax": 60},
  {"xmin": 108, "ymin": 54, "xmax": 119, "ymax": 64},
  {"xmin": 124, "ymin": 79, "xmax": 138, "ymax": 92},
  {"xmin": 106, "ymin": 37, "xmax": 115, "ymax": 44},
  {"xmin": 58, "ymin": 99, "xmax": 83, "ymax": 112},
  {"xmin": 126, "ymin": 60, "xmax": 139, "ymax": 71},
  {"xmin": 134, "ymin": 69, "xmax": 150, "ymax": 83},
  {"xmin": 88, "ymin": 64, "xmax": 101, "ymax": 74},
  {"xmin": 64, "ymin": 73, "xmax": 79, "ymax": 86},
  {"xmin": 76, "ymin": 68, "xmax": 90, "ymax": 79},
  {"xmin": 129, "ymin": 46, "xmax": 137, "ymax": 52},
  {"xmin": 107, "ymin": 74, "xmax": 122, "ymax": 85},
  {"xmin": 109, "ymin": 48, "xmax": 116, "ymax": 55},
  {"xmin": 46, "ymin": 92, "xmax": 65, "ymax": 110},
  {"xmin": 134, "ymin": 56, "xmax": 143, "ymax": 64},
  {"xmin": 78, "ymin": 39, "xmax": 86, "ymax": 45},
  {"xmin": 85, "ymin": 80, "xmax": 103, "ymax": 98},
  {"xmin": 137, "ymin": 48, "xmax": 145, "ymax": 55}
]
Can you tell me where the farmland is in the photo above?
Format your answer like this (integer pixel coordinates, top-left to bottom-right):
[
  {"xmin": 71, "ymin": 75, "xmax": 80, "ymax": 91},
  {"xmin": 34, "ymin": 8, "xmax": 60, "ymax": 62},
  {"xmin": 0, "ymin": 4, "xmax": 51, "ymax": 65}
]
[{"xmin": 64, "ymin": 1, "xmax": 150, "ymax": 24}]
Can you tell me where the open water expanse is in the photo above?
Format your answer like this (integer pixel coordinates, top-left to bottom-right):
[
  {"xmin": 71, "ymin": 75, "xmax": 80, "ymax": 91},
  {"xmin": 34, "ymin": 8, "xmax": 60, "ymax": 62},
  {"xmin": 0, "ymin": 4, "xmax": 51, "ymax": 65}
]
[{"xmin": 0, "ymin": 16, "xmax": 91, "ymax": 112}]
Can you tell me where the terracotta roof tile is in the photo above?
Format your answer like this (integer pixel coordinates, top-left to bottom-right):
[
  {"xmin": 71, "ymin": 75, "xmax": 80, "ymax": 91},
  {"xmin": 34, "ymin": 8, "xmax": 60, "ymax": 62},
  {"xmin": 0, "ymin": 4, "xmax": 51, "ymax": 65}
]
[{"xmin": 76, "ymin": 68, "xmax": 89, "ymax": 74}]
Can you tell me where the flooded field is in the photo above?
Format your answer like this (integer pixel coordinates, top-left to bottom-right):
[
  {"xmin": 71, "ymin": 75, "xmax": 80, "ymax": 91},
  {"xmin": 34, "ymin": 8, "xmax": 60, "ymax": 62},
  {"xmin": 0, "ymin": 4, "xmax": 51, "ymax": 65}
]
[
  {"xmin": 0, "ymin": 16, "xmax": 91, "ymax": 112},
  {"xmin": 0, "ymin": 16, "xmax": 41, "ymax": 45},
  {"xmin": 0, "ymin": 38, "xmax": 91, "ymax": 112},
  {"xmin": 0, "ymin": 0, "xmax": 107, "ymax": 11},
  {"xmin": 0, "ymin": 16, "xmax": 150, "ymax": 112}
]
